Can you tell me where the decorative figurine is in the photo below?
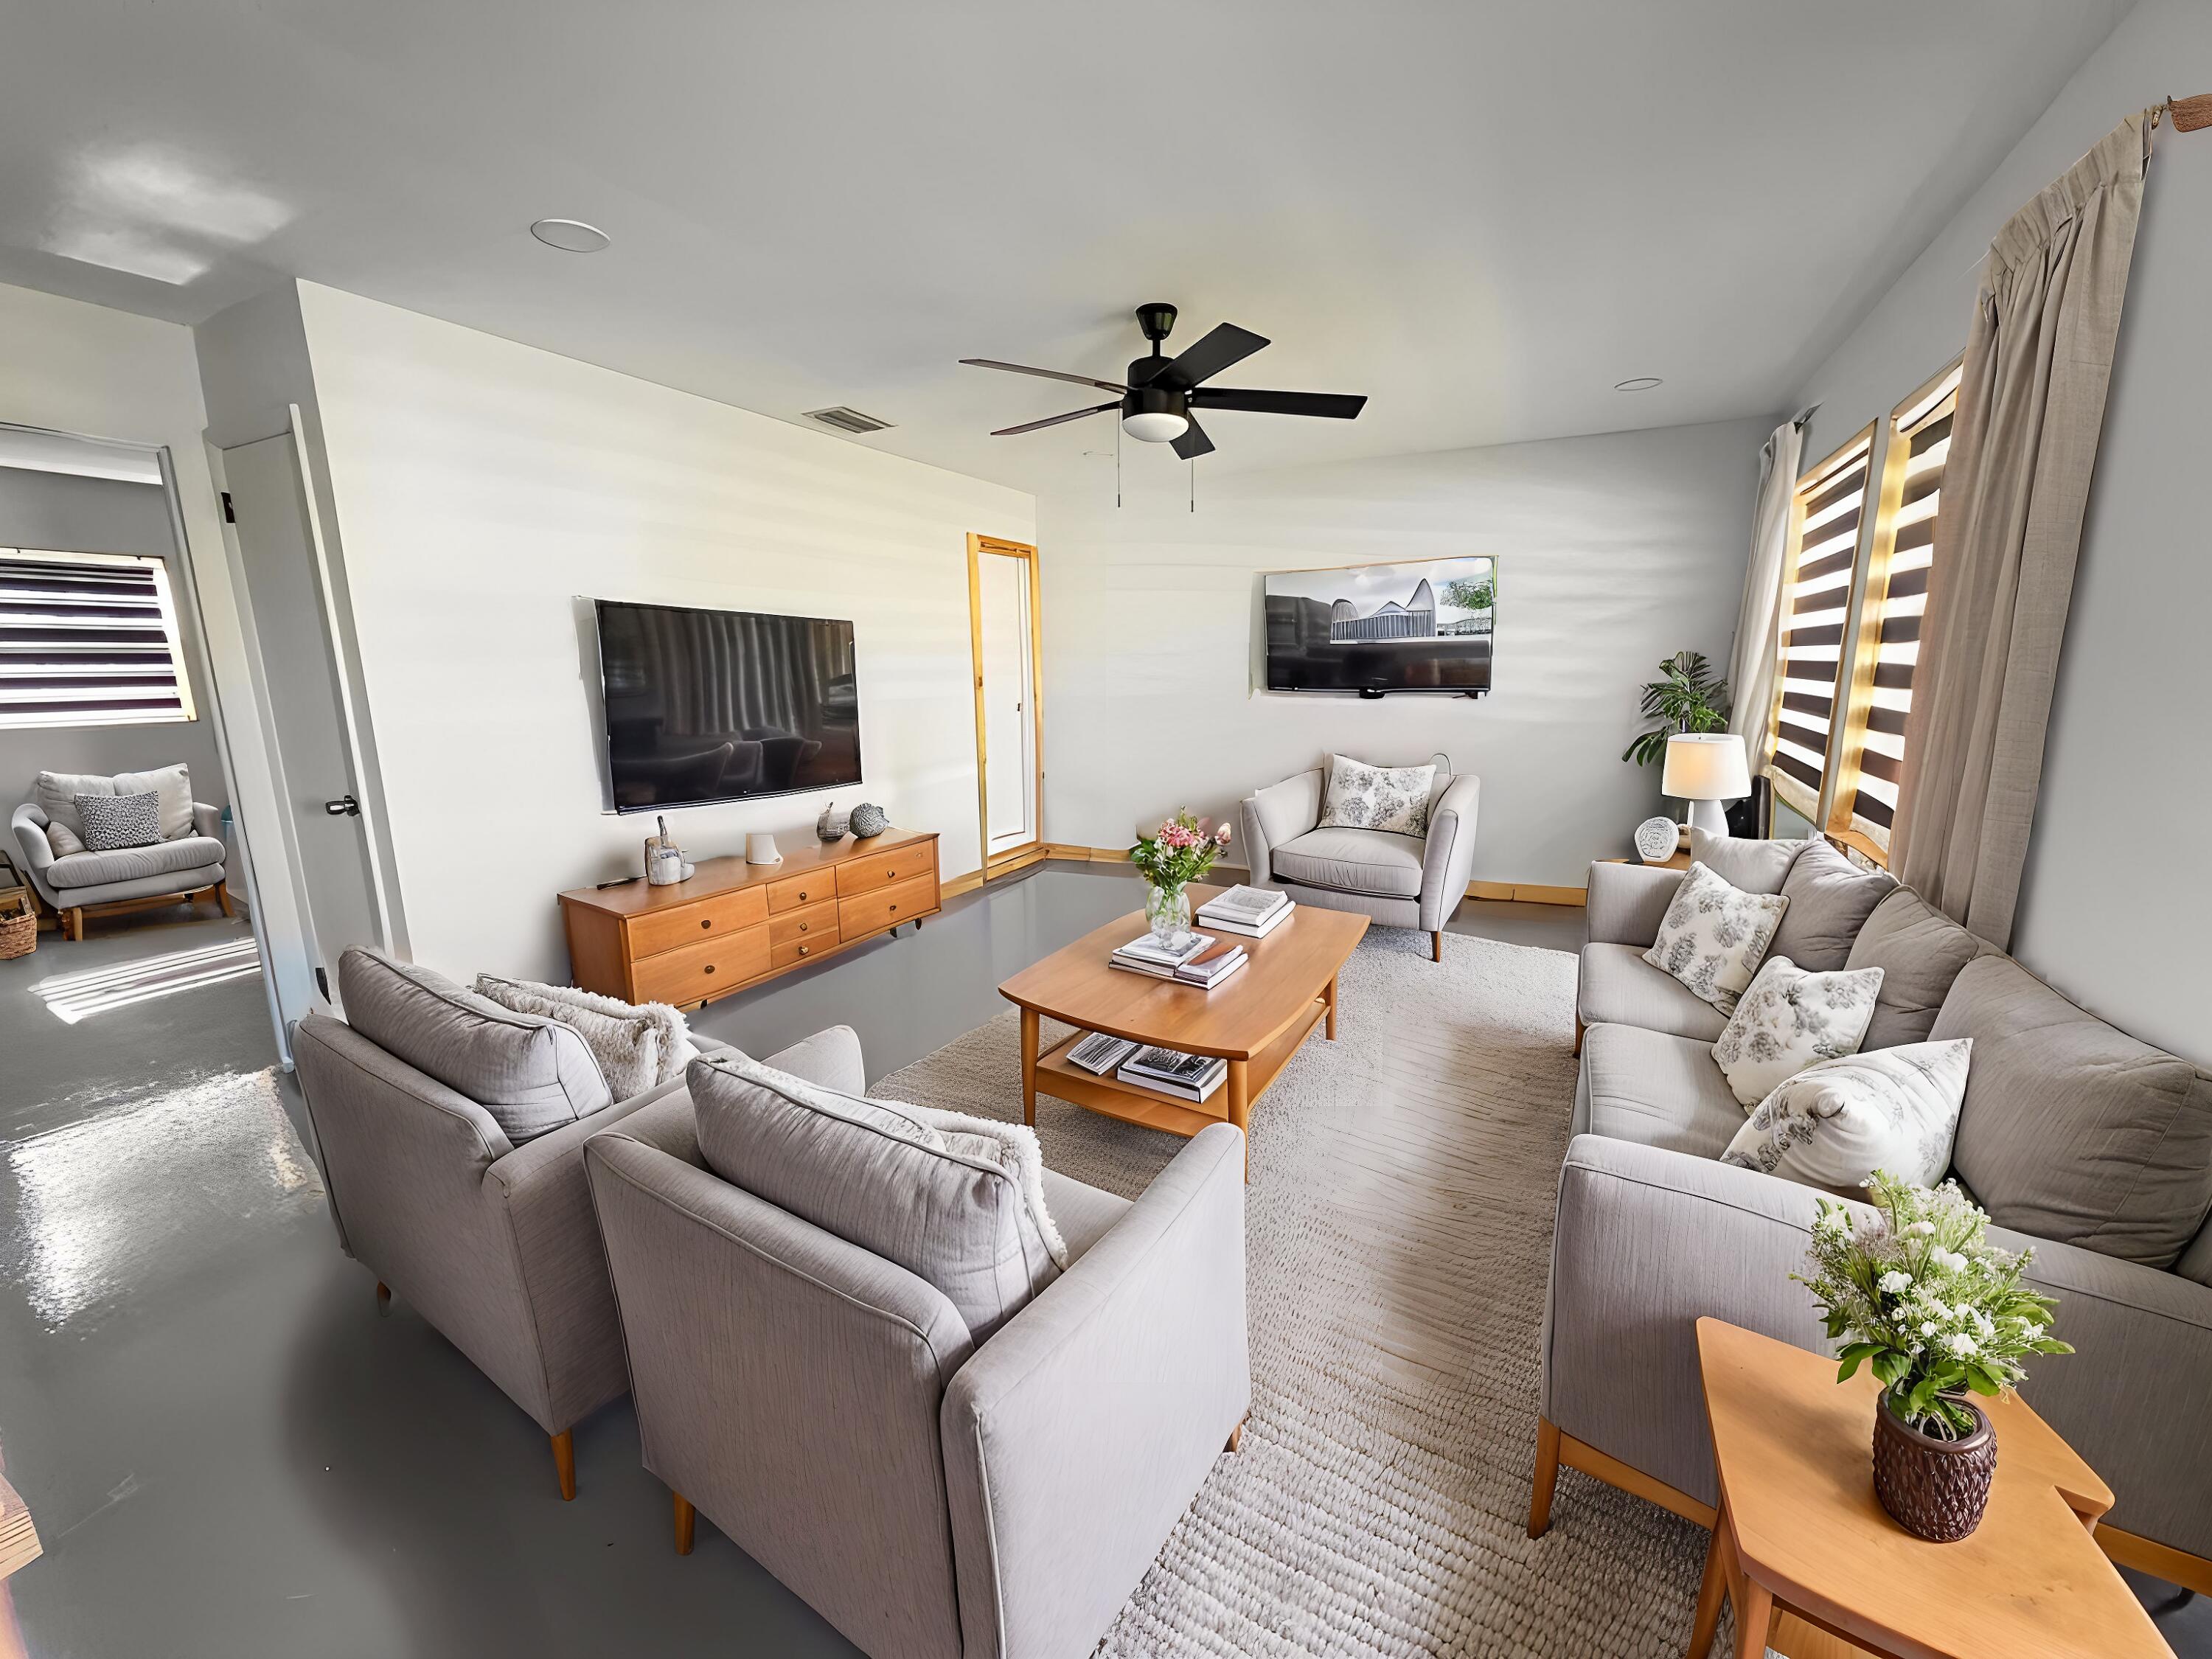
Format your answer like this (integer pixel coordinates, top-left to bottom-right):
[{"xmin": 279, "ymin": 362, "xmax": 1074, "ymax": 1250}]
[
  {"xmin": 815, "ymin": 800, "xmax": 850, "ymax": 842},
  {"xmin": 848, "ymin": 801, "xmax": 888, "ymax": 839}
]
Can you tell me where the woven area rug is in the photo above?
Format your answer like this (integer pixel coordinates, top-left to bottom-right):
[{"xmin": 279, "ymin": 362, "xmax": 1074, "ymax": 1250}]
[{"xmin": 876, "ymin": 927, "xmax": 1725, "ymax": 1659}]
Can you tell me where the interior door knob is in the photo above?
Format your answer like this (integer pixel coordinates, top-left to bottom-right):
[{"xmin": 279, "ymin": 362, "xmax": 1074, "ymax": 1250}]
[{"xmin": 324, "ymin": 795, "xmax": 361, "ymax": 817}]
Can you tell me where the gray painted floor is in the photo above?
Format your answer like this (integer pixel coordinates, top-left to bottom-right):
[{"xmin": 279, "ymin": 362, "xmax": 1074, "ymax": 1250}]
[{"xmin": 0, "ymin": 873, "xmax": 2199, "ymax": 1656}]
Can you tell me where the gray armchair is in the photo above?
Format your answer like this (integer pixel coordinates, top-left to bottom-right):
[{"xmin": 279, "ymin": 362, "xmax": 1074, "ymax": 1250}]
[
  {"xmin": 585, "ymin": 1027, "xmax": 1251, "ymax": 1659},
  {"xmin": 13, "ymin": 799, "xmax": 231, "ymax": 939},
  {"xmin": 1239, "ymin": 767, "xmax": 1481, "ymax": 960}
]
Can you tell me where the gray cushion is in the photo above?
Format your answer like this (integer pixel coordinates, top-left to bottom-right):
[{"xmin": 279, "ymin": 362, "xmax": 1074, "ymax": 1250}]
[
  {"xmin": 2179, "ymin": 1219, "xmax": 2212, "ymax": 1290},
  {"xmin": 1578, "ymin": 1023, "xmax": 1745, "ymax": 1159},
  {"xmin": 1688, "ymin": 828, "xmax": 1807, "ymax": 895},
  {"xmin": 112, "ymin": 762, "xmax": 195, "ymax": 841},
  {"xmin": 689, "ymin": 1050, "xmax": 1062, "ymax": 1343},
  {"xmin": 34, "ymin": 769, "xmax": 108, "ymax": 857},
  {"xmin": 337, "ymin": 947, "xmax": 611, "ymax": 1144},
  {"xmin": 1578, "ymin": 943, "xmax": 1728, "ymax": 1043},
  {"xmin": 1936, "ymin": 956, "xmax": 2212, "ymax": 1270},
  {"xmin": 46, "ymin": 834, "xmax": 229, "ymax": 890},
  {"xmin": 1768, "ymin": 837, "xmax": 1895, "ymax": 970},
  {"xmin": 34, "ymin": 861, "xmax": 223, "ymax": 909},
  {"xmin": 1270, "ymin": 825, "xmax": 1425, "ymax": 898},
  {"xmin": 1040, "ymin": 1167, "xmax": 1132, "ymax": 1262},
  {"xmin": 1846, "ymin": 886, "xmax": 1983, "ymax": 1049}
]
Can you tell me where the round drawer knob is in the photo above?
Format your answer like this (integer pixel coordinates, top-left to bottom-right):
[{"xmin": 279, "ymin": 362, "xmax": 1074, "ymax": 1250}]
[
  {"xmin": 887, "ymin": 869, "xmax": 897, "ymax": 877},
  {"xmin": 703, "ymin": 964, "xmax": 716, "ymax": 975},
  {"xmin": 797, "ymin": 945, "xmax": 810, "ymax": 957},
  {"xmin": 700, "ymin": 918, "xmax": 712, "ymax": 929},
  {"xmin": 888, "ymin": 902, "xmax": 898, "ymax": 913},
  {"xmin": 798, "ymin": 890, "xmax": 808, "ymax": 901},
  {"xmin": 798, "ymin": 922, "xmax": 809, "ymax": 932}
]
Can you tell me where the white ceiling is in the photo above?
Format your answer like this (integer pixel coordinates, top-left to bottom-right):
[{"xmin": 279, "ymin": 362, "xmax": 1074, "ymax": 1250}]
[{"xmin": 0, "ymin": 1, "xmax": 2132, "ymax": 494}]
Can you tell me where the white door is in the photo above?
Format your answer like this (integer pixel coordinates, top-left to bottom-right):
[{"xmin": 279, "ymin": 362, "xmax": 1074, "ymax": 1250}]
[
  {"xmin": 220, "ymin": 430, "xmax": 389, "ymax": 1015},
  {"xmin": 977, "ymin": 551, "xmax": 1035, "ymax": 855}
]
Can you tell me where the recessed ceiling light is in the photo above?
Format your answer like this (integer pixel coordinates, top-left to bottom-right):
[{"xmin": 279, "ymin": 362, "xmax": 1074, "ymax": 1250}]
[
  {"xmin": 1614, "ymin": 376, "xmax": 1664, "ymax": 392},
  {"xmin": 530, "ymin": 218, "xmax": 610, "ymax": 253}
]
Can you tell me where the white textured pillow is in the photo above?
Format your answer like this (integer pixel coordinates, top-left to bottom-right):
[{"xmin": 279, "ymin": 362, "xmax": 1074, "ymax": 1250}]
[
  {"xmin": 1713, "ymin": 956, "xmax": 1885, "ymax": 1107},
  {"xmin": 473, "ymin": 974, "xmax": 699, "ymax": 1099},
  {"xmin": 1318, "ymin": 754, "xmax": 1436, "ymax": 836},
  {"xmin": 1643, "ymin": 860, "xmax": 1789, "ymax": 1012},
  {"xmin": 1722, "ymin": 1040, "xmax": 1973, "ymax": 1192}
]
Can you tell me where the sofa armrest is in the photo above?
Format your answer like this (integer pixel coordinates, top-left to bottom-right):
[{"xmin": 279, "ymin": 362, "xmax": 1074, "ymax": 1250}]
[
  {"xmin": 10, "ymin": 803, "xmax": 58, "ymax": 905},
  {"xmin": 1584, "ymin": 860, "xmax": 1686, "ymax": 946},
  {"xmin": 191, "ymin": 801, "xmax": 222, "ymax": 841},
  {"xmin": 1239, "ymin": 770, "xmax": 1323, "ymax": 887},
  {"xmin": 942, "ymin": 1122, "xmax": 1249, "ymax": 1659},
  {"xmin": 1418, "ymin": 773, "xmax": 1481, "ymax": 931}
]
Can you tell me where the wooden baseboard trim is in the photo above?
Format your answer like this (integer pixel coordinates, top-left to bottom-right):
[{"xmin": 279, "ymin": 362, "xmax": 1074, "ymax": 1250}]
[
  {"xmin": 1558, "ymin": 1430, "xmax": 1717, "ymax": 1528},
  {"xmin": 941, "ymin": 867, "xmax": 987, "ymax": 900},
  {"xmin": 2098, "ymin": 1523, "xmax": 2212, "ymax": 1596},
  {"xmin": 1469, "ymin": 880, "xmax": 1587, "ymax": 908}
]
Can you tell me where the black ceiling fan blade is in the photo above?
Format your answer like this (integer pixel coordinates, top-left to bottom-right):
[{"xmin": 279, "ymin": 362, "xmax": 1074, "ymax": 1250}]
[
  {"xmin": 991, "ymin": 401, "xmax": 1119, "ymax": 437},
  {"xmin": 961, "ymin": 358, "xmax": 1127, "ymax": 394},
  {"xmin": 1189, "ymin": 387, "xmax": 1367, "ymax": 420},
  {"xmin": 1171, "ymin": 415, "xmax": 1215, "ymax": 460},
  {"xmin": 1158, "ymin": 323, "xmax": 1270, "ymax": 389}
]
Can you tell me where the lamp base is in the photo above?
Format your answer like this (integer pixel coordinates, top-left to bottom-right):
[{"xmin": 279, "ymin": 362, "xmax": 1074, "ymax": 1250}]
[{"xmin": 1684, "ymin": 798, "xmax": 1733, "ymax": 840}]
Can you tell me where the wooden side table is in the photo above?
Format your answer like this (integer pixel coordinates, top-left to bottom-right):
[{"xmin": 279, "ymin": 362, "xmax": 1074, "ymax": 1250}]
[{"xmin": 1688, "ymin": 1318, "xmax": 2171, "ymax": 1659}]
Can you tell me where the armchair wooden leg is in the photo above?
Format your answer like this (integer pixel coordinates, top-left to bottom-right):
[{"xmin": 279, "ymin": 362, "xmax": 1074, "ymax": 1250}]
[
  {"xmin": 551, "ymin": 1430, "xmax": 576, "ymax": 1502},
  {"xmin": 63, "ymin": 907, "xmax": 83, "ymax": 942},
  {"xmin": 1225, "ymin": 1420, "xmax": 1245, "ymax": 1454},
  {"xmin": 215, "ymin": 879, "xmax": 234, "ymax": 918},
  {"xmin": 375, "ymin": 1280, "xmax": 391, "ymax": 1315},
  {"xmin": 1528, "ymin": 1416, "xmax": 1561, "ymax": 1538},
  {"xmin": 1431, "ymin": 930, "xmax": 1444, "ymax": 962},
  {"xmin": 673, "ymin": 1492, "xmax": 696, "ymax": 1555},
  {"xmin": 1573, "ymin": 1017, "xmax": 1585, "ymax": 1057}
]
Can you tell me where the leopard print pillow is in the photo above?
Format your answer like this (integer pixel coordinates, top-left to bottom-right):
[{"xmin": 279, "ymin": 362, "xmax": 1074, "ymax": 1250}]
[{"xmin": 1642, "ymin": 860, "xmax": 1789, "ymax": 1012}]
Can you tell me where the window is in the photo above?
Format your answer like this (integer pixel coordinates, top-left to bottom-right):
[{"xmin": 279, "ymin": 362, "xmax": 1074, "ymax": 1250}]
[
  {"xmin": 0, "ymin": 549, "xmax": 197, "ymax": 730},
  {"xmin": 1828, "ymin": 361, "xmax": 1961, "ymax": 860},
  {"xmin": 1766, "ymin": 428, "xmax": 1874, "ymax": 825}
]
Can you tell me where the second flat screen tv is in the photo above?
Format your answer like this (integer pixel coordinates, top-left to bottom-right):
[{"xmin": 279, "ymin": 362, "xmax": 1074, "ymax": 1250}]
[
  {"xmin": 594, "ymin": 599, "xmax": 860, "ymax": 812},
  {"xmin": 1263, "ymin": 556, "xmax": 1495, "ymax": 696}
]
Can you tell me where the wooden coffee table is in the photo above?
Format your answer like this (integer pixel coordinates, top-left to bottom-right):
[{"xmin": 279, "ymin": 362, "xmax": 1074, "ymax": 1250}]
[
  {"xmin": 998, "ymin": 886, "xmax": 1367, "ymax": 1178},
  {"xmin": 1688, "ymin": 1318, "xmax": 2172, "ymax": 1659}
]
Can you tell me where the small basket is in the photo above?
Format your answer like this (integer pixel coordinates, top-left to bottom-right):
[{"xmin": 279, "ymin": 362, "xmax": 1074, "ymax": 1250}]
[{"xmin": 0, "ymin": 886, "xmax": 35, "ymax": 961}]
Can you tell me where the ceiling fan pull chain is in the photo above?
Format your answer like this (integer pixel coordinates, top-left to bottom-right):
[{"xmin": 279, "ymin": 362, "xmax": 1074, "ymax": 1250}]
[
  {"xmin": 1116, "ymin": 413, "xmax": 1121, "ymax": 509},
  {"xmin": 1189, "ymin": 458, "xmax": 1195, "ymax": 514}
]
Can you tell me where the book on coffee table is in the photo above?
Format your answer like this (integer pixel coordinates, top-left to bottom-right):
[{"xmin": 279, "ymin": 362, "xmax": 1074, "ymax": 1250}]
[
  {"xmin": 1174, "ymin": 940, "xmax": 1248, "ymax": 989},
  {"xmin": 1065, "ymin": 1030, "xmax": 1141, "ymax": 1075},
  {"xmin": 1108, "ymin": 931, "xmax": 1214, "ymax": 978},
  {"xmin": 1116, "ymin": 1045, "xmax": 1228, "ymax": 1102},
  {"xmin": 1195, "ymin": 884, "xmax": 1293, "ymax": 939}
]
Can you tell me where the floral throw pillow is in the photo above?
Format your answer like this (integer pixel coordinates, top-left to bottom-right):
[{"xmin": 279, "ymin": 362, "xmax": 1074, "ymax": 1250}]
[
  {"xmin": 1642, "ymin": 860, "xmax": 1789, "ymax": 1012},
  {"xmin": 1722, "ymin": 1040, "xmax": 1973, "ymax": 1192},
  {"xmin": 1713, "ymin": 956, "xmax": 1885, "ymax": 1107},
  {"xmin": 1318, "ymin": 755, "xmax": 1436, "ymax": 837}
]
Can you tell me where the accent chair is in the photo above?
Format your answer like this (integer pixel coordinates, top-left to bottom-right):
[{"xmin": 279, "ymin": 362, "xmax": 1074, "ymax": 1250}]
[{"xmin": 12, "ymin": 796, "xmax": 232, "ymax": 940}]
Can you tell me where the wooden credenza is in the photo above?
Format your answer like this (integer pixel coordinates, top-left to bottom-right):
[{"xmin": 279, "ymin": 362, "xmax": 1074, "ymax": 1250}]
[{"xmin": 557, "ymin": 827, "xmax": 942, "ymax": 1010}]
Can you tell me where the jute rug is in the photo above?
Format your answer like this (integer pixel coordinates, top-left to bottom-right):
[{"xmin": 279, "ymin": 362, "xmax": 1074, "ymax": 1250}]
[{"xmin": 876, "ymin": 928, "xmax": 1725, "ymax": 1659}]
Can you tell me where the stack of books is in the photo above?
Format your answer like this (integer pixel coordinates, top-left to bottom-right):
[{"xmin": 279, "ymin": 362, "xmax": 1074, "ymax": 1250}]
[
  {"xmin": 1116, "ymin": 1043, "xmax": 1228, "ymax": 1102},
  {"xmin": 1195, "ymin": 884, "xmax": 1294, "ymax": 939},
  {"xmin": 1108, "ymin": 931, "xmax": 1249, "ymax": 990},
  {"xmin": 1065, "ymin": 1030, "xmax": 1140, "ymax": 1075}
]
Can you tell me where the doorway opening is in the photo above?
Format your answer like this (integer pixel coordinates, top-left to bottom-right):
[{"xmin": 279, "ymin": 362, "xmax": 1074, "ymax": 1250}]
[{"xmin": 965, "ymin": 535, "xmax": 1043, "ymax": 880}]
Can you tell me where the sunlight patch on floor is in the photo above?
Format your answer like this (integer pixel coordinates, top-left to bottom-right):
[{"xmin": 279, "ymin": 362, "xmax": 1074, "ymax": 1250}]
[{"xmin": 34, "ymin": 937, "xmax": 262, "ymax": 1023}]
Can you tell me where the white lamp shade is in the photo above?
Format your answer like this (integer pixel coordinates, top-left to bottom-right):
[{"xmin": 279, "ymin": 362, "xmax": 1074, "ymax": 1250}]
[{"xmin": 1661, "ymin": 733, "xmax": 1751, "ymax": 801}]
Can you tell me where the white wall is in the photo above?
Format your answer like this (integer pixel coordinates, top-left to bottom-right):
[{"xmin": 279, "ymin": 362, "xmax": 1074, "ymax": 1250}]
[
  {"xmin": 292, "ymin": 282, "xmax": 1036, "ymax": 981},
  {"xmin": 1790, "ymin": 0, "xmax": 2210, "ymax": 1060},
  {"xmin": 1037, "ymin": 418, "xmax": 1770, "ymax": 885}
]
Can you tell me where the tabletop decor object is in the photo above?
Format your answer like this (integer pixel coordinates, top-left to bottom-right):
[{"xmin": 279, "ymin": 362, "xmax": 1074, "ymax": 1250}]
[
  {"xmin": 1795, "ymin": 1170, "xmax": 2071, "ymax": 1542},
  {"xmin": 815, "ymin": 800, "xmax": 850, "ymax": 842},
  {"xmin": 1660, "ymin": 732, "xmax": 1752, "ymax": 840},
  {"xmin": 1130, "ymin": 810, "xmax": 1231, "ymax": 949},
  {"xmin": 849, "ymin": 801, "xmax": 888, "ymax": 839},
  {"xmin": 1633, "ymin": 814, "xmax": 1678, "ymax": 863},
  {"xmin": 644, "ymin": 815, "xmax": 693, "ymax": 886},
  {"xmin": 745, "ymin": 832, "xmax": 782, "ymax": 866}
]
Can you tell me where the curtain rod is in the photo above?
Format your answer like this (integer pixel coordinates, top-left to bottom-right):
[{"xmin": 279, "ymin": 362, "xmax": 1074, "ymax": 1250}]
[{"xmin": 2172, "ymin": 94, "xmax": 2211, "ymax": 133}]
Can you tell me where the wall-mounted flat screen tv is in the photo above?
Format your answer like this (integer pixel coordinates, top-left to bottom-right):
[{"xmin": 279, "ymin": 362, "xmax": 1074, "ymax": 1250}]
[
  {"xmin": 593, "ymin": 599, "xmax": 860, "ymax": 812},
  {"xmin": 1262, "ymin": 556, "xmax": 1495, "ymax": 696}
]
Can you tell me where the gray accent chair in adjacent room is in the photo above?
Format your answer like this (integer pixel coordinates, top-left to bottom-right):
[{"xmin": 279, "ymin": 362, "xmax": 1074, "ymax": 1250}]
[
  {"xmin": 1238, "ymin": 765, "xmax": 1480, "ymax": 961},
  {"xmin": 1532, "ymin": 836, "xmax": 2212, "ymax": 1587},
  {"xmin": 292, "ymin": 947, "xmax": 731, "ymax": 1500},
  {"xmin": 585, "ymin": 1026, "xmax": 1251, "ymax": 1659},
  {"xmin": 13, "ymin": 798, "xmax": 231, "ymax": 940}
]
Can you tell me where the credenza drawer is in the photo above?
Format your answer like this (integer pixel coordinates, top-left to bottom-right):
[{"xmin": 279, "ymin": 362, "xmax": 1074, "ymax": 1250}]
[
  {"xmin": 766, "ymin": 872, "xmax": 832, "ymax": 914},
  {"xmin": 769, "ymin": 933, "xmax": 835, "ymax": 973},
  {"xmin": 628, "ymin": 886, "xmax": 769, "ymax": 960},
  {"xmin": 838, "ymin": 870, "xmax": 936, "ymax": 937},
  {"xmin": 769, "ymin": 899, "xmax": 839, "ymax": 947},
  {"xmin": 629, "ymin": 927, "xmax": 770, "ymax": 1006},
  {"xmin": 837, "ymin": 843, "xmax": 935, "ymax": 897}
]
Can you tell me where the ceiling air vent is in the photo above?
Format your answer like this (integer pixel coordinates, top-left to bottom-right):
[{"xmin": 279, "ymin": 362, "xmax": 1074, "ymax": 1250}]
[{"xmin": 804, "ymin": 406, "xmax": 894, "ymax": 435}]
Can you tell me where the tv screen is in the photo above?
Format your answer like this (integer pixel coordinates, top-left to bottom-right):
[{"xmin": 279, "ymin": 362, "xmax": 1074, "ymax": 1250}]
[
  {"xmin": 594, "ymin": 599, "xmax": 860, "ymax": 812},
  {"xmin": 1262, "ymin": 556, "xmax": 1494, "ymax": 696}
]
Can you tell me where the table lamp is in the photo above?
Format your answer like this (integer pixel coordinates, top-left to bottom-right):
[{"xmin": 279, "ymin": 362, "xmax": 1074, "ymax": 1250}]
[{"xmin": 1662, "ymin": 733, "xmax": 1751, "ymax": 839}]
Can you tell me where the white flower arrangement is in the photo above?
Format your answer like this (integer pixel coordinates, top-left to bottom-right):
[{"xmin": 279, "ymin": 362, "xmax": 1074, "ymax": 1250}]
[{"xmin": 1795, "ymin": 1170, "xmax": 2072, "ymax": 1439}]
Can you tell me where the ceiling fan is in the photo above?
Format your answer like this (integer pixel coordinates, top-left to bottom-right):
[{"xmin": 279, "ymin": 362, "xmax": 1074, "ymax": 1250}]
[{"xmin": 961, "ymin": 302, "xmax": 1366, "ymax": 459}]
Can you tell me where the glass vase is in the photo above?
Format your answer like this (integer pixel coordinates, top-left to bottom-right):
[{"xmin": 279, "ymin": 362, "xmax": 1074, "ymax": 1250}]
[{"xmin": 1145, "ymin": 881, "xmax": 1192, "ymax": 950}]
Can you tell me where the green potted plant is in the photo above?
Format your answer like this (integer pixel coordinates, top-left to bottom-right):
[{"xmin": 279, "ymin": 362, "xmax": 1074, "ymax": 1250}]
[
  {"xmin": 1796, "ymin": 1172, "xmax": 2072, "ymax": 1542},
  {"xmin": 1622, "ymin": 650, "xmax": 1730, "ymax": 768},
  {"xmin": 1130, "ymin": 810, "xmax": 1231, "ymax": 947}
]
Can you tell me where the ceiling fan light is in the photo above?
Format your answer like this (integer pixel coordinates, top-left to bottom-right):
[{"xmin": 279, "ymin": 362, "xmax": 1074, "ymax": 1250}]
[{"xmin": 1121, "ymin": 410, "xmax": 1190, "ymax": 443}]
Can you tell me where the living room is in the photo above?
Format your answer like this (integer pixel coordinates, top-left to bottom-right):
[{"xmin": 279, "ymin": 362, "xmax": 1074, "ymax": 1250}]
[{"xmin": 0, "ymin": 3, "xmax": 2206, "ymax": 1656}]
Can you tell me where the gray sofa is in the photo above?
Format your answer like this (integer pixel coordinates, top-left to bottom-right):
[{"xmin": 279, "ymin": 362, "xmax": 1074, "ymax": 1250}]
[
  {"xmin": 1239, "ymin": 765, "xmax": 1481, "ymax": 960},
  {"xmin": 585, "ymin": 1026, "xmax": 1251, "ymax": 1659},
  {"xmin": 13, "ymin": 797, "xmax": 231, "ymax": 939},
  {"xmin": 1535, "ymin": 835, "xmax": 2212, "ymax": 1575}
]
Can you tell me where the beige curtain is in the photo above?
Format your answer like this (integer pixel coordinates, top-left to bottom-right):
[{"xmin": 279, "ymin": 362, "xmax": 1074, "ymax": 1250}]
[
  {"xmin": 1891, "ymin": 110, "xmax": 2158, "ymax": 946},
  {"xmin": 1726, "ymin": 413, "xmax": 1809, "ymax": 772}
]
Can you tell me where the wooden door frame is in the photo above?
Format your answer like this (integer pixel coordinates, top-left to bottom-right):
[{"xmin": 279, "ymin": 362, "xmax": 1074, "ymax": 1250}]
[{"xmin": 966, "ymin": 534, "xmax": 1044, "ymax": 880}]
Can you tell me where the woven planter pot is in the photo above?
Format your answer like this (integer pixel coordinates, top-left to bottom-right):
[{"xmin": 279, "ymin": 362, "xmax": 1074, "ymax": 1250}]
[{"xmin": 1872, "ymin": 1391, "xmax": 1996, "ymax": 1542}]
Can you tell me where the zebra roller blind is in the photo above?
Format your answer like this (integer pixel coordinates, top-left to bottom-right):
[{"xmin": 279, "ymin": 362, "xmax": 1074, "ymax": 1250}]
[
  {"xmin": 1768, "ymin": 431, "xmax": 1874, "ymax": 822},
  {"xmin": 0, "ymin": 549, "xmax": 194, "ymax": 729},
  {"xmin": 1834, "ymin": 364, "xmax": 1961, "ymax": 854}
]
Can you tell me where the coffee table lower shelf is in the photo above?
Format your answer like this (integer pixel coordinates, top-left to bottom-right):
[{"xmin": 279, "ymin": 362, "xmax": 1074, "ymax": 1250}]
[{"xmin": 1027, "ymin": 995, "xmax": 1331, "ymax": 1145}]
